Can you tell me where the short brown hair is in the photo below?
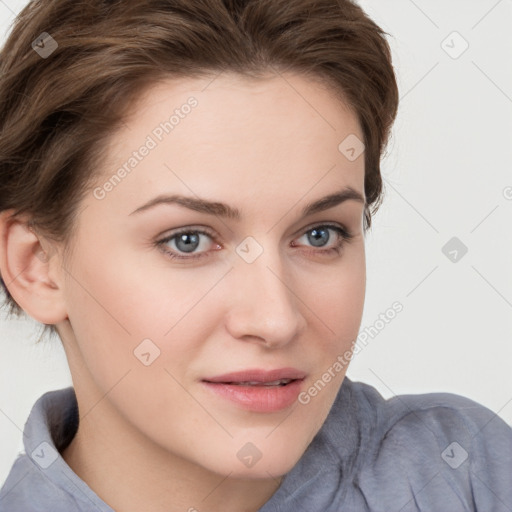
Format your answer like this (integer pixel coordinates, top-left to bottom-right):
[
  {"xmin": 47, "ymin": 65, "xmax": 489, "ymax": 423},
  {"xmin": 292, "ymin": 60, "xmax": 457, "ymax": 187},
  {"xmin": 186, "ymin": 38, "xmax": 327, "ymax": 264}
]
[{"xmin": 0, "ymin": 0, "xmax": 399, "ymax": 339}]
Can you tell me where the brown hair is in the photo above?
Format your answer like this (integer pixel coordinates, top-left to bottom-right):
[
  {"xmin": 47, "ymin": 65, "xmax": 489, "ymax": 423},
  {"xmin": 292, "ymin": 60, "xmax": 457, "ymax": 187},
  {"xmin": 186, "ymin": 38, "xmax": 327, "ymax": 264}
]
[{"xmin": 0, "ymin": 0, "xmax": 399, "ymax": 340}]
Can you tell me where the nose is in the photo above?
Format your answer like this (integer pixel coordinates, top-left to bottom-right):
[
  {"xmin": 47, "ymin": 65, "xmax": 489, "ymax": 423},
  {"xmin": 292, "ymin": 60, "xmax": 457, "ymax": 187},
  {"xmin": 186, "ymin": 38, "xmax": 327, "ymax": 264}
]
[{"xmin": 224, "ymin": 252, "xmax": 307, "ymax": 349}]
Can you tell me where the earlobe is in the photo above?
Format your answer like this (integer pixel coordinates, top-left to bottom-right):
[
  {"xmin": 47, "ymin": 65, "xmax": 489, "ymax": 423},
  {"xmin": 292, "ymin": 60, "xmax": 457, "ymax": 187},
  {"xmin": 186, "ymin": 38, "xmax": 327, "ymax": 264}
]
[{"xmin": 0, "ymin": 210, "xmax": 68, "ymax": 325}]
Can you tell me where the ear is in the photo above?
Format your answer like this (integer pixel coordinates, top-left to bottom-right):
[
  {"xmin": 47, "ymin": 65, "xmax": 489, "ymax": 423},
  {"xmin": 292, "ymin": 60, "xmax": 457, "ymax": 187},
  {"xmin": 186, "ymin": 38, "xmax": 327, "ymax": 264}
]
[{"xmin": 0, "ymin": 210, "xmax": 68, "ymax": 325}]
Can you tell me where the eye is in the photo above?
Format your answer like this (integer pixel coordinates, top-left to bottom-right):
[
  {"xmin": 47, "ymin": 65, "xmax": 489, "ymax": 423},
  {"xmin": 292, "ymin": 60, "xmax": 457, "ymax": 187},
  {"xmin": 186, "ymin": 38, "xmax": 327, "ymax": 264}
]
[
  {"xmin": 155, "ymin": 223, "xmax": 354, "ymax": 261},
  {"xmin": 292, "ymin": 224, "xmax": 354, "ymax": 255},
  {"xmin": 156, "ymin": 227, "xmax": 219, "ymax": 261}
]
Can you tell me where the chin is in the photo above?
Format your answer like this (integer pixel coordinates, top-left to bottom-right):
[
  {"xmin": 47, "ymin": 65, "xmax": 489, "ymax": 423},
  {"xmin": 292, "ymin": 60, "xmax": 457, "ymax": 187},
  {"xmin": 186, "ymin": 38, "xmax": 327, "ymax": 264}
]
[
  {"xmin": 201, "ymin": 437, "xmax": 308, "ymax": 480},
  {"xmin": 223, "ymin": 456, "xmax": 301, "ymax": 481}
]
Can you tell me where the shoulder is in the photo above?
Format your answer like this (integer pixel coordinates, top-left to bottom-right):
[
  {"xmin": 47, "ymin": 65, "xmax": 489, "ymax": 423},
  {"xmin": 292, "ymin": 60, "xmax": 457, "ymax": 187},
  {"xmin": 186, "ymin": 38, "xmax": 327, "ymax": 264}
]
[
  {"xmin": 349, "ymin": 378, "xmax": 512, "ymax": 441},
  {"xmin": 345, "ymin": 379, "xmax": 512, "ymax": 511},
  {"xmin": 0, "ymin": 453, "xmax": 80, "ymax": 512},
  {"xmin": 344, "ymin": 378, "xmax": 512, "ymax": 446},
  {"xmin": 0, "ymin": 387, "xmax": 112, "ymax": 512}
]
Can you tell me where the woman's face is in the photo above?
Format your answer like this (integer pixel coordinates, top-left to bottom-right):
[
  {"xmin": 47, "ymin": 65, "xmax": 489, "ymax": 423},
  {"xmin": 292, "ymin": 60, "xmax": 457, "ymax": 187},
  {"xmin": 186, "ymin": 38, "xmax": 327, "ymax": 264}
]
[{"xmin": 56, "ymin": 72, "xmax": 366, "ymax": 478}]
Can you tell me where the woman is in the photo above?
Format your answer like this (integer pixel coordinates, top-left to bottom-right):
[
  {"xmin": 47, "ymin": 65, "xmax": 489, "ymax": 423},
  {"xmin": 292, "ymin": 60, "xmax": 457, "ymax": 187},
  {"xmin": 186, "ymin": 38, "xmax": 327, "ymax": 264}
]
[{"xmin": 0, "ymin": 1, "xmax": 510, "ymax": 511}]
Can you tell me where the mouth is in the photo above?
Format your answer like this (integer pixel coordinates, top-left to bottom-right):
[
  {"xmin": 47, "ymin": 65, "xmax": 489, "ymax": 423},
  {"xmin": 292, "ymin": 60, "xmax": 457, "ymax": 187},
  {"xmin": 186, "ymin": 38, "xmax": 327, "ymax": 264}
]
[
  {"xmin": 201, "ymin": 368, "xmax": 306, "ymax": 412},
  {"xmin": 202, "ymin": 367, "xmax": 306, "ymax": 385},
  {"xmin": 211, "ymin": 378, "xmax": 296, "ymax": 387}
]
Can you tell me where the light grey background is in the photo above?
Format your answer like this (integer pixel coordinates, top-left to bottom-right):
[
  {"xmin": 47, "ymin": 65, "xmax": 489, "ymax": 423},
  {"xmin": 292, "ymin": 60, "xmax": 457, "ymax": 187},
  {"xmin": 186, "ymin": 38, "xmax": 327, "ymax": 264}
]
[{"xmin": 1, "ymin": 0, "xmax": 511, "ymax": 486}]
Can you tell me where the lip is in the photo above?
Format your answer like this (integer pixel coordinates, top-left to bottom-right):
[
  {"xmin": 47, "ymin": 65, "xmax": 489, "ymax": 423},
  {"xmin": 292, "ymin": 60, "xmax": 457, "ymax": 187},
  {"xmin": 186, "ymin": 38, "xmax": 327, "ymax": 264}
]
[
  {"xmin": 203, "ymin": 367, "xmax": 307, "ymax": 383},
  {"xmin": 201, "ymin": 367, "xmax": 306, "ymax": 413}
]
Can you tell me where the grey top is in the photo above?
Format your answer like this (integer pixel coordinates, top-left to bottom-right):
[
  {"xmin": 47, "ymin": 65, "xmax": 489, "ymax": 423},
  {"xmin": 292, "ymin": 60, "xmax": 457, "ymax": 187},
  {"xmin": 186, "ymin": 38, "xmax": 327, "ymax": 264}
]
[{"xmin": 1, "ymin": 378, "xmax": 511, "ymax": 511}]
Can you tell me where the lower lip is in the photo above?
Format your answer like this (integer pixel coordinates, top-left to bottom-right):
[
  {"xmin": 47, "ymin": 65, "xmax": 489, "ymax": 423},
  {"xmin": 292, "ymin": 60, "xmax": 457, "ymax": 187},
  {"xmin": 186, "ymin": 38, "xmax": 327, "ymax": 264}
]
[{"xmin": 201, "ymin": 379, "xmax": 303, "ymax": 412}]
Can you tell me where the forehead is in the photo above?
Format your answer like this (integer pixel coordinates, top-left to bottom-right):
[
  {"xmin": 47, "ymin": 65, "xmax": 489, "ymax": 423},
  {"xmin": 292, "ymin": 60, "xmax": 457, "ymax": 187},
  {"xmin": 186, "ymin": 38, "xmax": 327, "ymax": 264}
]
[{"xmin": 91, "ymin": 72, "xmax": 365, "ymax": 217}]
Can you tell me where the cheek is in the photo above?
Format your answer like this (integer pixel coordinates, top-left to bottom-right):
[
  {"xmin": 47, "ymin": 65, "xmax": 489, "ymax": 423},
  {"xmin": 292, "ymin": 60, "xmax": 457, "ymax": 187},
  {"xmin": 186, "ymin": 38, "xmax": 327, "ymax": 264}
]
[
  {"xmin": 62, "ymin": 243, "xmax": 160, "ymax": 386},
  {"xmin": 62, "ymin": 241, "xmax": 224, "ymax": 385},
  {"xmin": 307, "ymin": 246, "xmax": 366, "ymax": 342},
  {"xmin": 296, "ymin": 247, "xmax": 365, "ymax": 408}
]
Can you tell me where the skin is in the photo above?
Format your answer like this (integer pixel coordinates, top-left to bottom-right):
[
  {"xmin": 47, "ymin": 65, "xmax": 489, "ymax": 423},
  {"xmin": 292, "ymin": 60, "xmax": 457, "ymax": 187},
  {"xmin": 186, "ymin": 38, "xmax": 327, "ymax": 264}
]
[{"xmin": 0, "ymin": 72, "xmax": 367, "ymax": 512}]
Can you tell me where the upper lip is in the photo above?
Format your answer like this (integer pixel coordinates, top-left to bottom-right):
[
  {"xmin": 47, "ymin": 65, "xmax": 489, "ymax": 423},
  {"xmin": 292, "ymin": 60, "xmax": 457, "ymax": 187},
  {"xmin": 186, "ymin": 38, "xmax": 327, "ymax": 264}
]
[{"xmin": 202, "ymin": 367, "xmax": 307, "ymax": 383}]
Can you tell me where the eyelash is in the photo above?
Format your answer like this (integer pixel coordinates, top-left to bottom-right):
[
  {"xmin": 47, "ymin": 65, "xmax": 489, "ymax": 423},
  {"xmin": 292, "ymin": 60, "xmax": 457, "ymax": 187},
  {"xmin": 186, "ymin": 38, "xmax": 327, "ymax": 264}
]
[{"xmin": 155, "ymin": 223, "xmax": 354, "ymax": 262}]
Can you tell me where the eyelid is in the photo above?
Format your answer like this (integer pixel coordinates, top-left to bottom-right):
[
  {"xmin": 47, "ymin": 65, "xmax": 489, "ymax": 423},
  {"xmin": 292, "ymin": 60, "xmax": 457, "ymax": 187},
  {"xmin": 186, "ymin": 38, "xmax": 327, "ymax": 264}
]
[{"xmin": 294, "ymin": 220, "xmax": 348, "ymax": 238}]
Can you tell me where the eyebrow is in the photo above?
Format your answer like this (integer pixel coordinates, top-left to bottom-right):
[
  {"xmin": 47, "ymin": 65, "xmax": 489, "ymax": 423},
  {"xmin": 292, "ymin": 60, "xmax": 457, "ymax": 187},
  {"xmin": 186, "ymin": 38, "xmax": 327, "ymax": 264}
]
[{"xmin": 129, "ymin": 187, "xmax": 365, "ymax": 219}]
